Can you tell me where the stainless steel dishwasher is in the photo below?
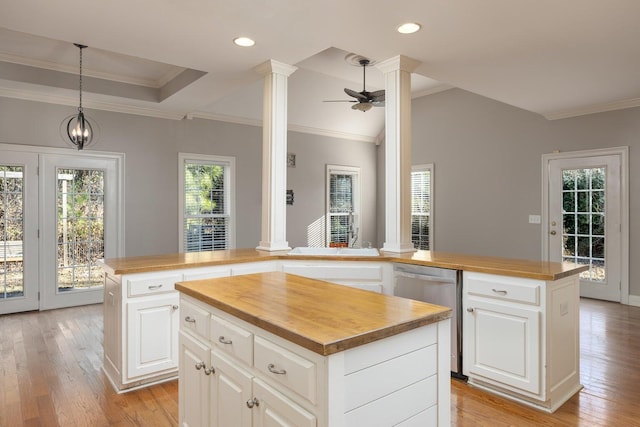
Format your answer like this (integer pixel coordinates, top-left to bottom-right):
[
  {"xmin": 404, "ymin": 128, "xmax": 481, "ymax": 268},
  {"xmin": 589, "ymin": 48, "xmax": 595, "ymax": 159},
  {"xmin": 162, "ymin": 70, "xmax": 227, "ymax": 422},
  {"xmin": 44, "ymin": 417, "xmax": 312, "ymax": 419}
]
[{"xmin": 393, "ymin": 263, "xmax": 463, "ymax": 377}]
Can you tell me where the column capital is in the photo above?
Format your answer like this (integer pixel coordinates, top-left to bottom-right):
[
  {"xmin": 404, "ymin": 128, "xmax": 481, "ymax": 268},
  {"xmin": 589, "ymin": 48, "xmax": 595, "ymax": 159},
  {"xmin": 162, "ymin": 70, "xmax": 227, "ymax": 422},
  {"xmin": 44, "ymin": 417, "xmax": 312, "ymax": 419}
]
[
  {"xmin": 254, "ymin": 59, "xmax": 298, "ymax": 77},
  {"xmin": 375, "ymin": 55, "xmax": 421, "ymax": 74}
]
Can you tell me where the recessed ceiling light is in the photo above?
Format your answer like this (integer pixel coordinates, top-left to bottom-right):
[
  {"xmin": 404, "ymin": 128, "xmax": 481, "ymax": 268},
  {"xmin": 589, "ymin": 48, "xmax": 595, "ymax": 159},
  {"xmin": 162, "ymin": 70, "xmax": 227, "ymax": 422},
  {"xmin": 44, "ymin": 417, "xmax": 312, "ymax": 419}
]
[
  {"xmin": 397, "ymin": 22, "xmax": 421, "ymax": 34},
  {"xmin": 233, "ymin": 37, "xmax": 255, "ymax": 47}
]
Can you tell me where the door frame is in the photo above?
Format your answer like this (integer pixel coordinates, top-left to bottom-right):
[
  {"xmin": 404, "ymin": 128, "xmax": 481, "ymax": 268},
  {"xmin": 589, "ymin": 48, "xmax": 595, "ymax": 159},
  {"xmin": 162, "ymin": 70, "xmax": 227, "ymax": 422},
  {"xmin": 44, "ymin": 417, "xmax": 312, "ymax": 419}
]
[
  {"xmin": 0, "ymin": 142, "xmax": 125, "ymax": 311},
  {"xmin": 541, "ymin": 146, "xmax": 629, "ymax": 304}
]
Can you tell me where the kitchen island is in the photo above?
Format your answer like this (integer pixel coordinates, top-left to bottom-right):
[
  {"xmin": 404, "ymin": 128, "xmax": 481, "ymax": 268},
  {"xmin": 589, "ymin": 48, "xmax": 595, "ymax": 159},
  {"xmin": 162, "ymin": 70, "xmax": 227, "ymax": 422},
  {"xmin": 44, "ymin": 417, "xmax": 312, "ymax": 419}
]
[
  {"xmin": 176, "ymin": 271, "xmax": 452, "ymax": 426},
  {"xmin": 100, "ymin": 248, "xmax": 586, "ymax": 413}
]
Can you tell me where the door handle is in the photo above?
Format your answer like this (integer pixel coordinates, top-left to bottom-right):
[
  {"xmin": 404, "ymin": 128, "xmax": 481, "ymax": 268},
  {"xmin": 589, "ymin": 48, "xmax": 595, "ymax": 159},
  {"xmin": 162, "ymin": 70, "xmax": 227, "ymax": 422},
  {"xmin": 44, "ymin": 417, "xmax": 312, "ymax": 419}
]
[{"xmin": 549, "ymin": 230, "xmax": 557, "ymax": 235}]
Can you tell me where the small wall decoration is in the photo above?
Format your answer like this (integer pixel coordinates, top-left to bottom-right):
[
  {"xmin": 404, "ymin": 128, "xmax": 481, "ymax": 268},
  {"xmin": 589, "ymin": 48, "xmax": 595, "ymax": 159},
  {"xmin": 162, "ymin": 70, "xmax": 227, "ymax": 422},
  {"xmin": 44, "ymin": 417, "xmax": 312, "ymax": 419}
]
[
  {"xmin": 287, "ymin": 152, "xmax": 296, "ymax": 167},
  {"xmin": 286, "ymin": 190, "xmax": 294, "ymax": 205}
]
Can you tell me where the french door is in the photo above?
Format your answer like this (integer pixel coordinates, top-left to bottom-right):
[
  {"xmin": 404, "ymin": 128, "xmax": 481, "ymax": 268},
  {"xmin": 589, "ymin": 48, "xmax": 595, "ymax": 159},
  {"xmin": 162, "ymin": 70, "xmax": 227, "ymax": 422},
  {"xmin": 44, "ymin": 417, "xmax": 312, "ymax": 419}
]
[
  {"xmin": 544, "ymin": 148, "xmax": 628, "ymax": 302},
  {"xmin": 0, "ymin": 145, "xmax": 123, "ymax": 314},
  {"xmin": 0, "ymin": 152, "xmax": 39, "ymax": 313}
]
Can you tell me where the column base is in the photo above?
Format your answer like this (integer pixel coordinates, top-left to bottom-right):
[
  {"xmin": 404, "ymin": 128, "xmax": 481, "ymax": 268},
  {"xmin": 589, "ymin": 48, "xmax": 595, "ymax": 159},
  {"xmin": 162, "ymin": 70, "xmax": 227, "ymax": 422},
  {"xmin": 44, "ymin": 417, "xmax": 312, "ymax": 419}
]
[{"xmin": 381, "ymin": 242, "xmax": 417, "ymax": 253}]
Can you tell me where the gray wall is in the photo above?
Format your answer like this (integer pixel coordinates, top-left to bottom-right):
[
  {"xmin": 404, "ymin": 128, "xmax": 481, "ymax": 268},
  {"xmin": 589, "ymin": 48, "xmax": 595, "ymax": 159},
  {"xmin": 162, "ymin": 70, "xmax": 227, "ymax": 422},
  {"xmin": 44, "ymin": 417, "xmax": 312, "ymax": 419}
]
[
  {"xmin": 0, "ymin": 97, "xmax": 378, "ymax": 256},
  {"xmin": 401, "ymin": 88, "xmax": 640, "ymax": 295}
]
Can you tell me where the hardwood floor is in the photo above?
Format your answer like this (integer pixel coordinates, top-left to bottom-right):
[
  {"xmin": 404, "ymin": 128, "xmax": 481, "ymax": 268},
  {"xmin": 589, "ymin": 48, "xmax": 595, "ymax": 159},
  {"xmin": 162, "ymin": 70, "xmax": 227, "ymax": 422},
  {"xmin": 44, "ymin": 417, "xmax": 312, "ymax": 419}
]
[{"xmin": 1, "ymin": 298, "xmax": 639, "ymax": 426}]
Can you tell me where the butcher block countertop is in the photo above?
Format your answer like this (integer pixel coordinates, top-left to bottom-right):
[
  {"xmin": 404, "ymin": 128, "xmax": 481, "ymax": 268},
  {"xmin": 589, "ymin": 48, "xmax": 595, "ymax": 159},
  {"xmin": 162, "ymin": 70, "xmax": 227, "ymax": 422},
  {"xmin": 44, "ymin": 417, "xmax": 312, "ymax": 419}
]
[
  {"xmin": 102, "ymin": 248, "xmax": 586, "ymax": 281},
  {"xmin": 176, "ymin": 271, "xmax": 452, "ymax": 356}
]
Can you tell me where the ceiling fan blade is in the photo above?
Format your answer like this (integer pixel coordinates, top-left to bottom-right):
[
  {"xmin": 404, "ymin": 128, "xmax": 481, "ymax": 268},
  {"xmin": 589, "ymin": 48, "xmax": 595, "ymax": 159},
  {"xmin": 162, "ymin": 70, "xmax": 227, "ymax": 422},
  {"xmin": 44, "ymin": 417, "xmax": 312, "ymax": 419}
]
[
  {"xmin": 370, "ymin": 90, "xmax": 385, "ymax": 102},
  {"xmin": 344, "ymin": 88, "xmax": 368, "ymax": 101},
  {"xmin": 323, "ymin": 100, "xmax": 357, "ymax": 103}
]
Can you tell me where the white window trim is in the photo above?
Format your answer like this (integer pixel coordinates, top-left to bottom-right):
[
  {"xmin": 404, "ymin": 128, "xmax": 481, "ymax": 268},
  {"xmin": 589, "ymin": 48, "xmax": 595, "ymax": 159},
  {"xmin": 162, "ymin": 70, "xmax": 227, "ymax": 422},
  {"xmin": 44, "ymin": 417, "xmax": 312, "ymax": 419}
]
[
  {"xmin": 326, "ymin": 164, "xmax": 361, "ymax": 247},
  {"xmin": 412, "ymin": 163, "xmax": 434, "ymax": 250},
  {"xmin": 178, "ymin": 152, "xmax": 236, "ymax": 251}
]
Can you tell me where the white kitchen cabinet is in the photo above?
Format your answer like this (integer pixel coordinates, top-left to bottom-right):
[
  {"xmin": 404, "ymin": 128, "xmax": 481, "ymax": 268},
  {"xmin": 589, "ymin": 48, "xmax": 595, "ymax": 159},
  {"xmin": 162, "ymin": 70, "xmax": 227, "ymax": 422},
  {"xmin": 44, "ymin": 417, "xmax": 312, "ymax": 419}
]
[
  {"xmin": 126, "ymin": 294, "xmax": 179, "ymax": 379},
  {"xmin": 253, "ymin": 378, "xmax": 316, "ymax": 427},
  {"xmin": 179, "ymin": 296, "xmax": 315, "ymax": 427},
  {"xmin": 280, "ymin": 260, "xmax": 392, "ymax": 294},
  {"xmin": 179, "ymin": 331, "xmax": 211, "ymax": 427},
  {"xmin": 178, "ymin": 292, "xmax": 449, "ymax": 426},
  {"xmin": 103, "ymin": 271, "xmax": 182, "ymax": 392},
  {"xmin": 211, "ymin": 350, "xmax": 254, "ymax": 427},
  {"xmin": 463, "ymin": 271, "xmax": 581, "ymax": 412}
]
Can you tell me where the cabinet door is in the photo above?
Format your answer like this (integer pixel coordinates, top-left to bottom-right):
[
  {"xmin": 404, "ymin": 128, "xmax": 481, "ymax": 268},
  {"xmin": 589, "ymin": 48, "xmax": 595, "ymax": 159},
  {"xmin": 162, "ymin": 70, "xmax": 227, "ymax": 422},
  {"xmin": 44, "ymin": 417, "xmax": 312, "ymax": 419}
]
[
  {"xmin": 464, "ymin": 296, "xmax": 541, "ymax": 394},
  {"xmin": 126, "ymin": 293, "xmax": 179, "ymax": 379},
  {"xmin": 211, "ymin": 350, "xmax": 253, "ymax": 427},
  {"xmin": 253, "ymin": 378, "xmax": 316, "ymax": 427},
  {"xmin": 179, "ymin": 331, "xmax": 211, "ymax": 427}
]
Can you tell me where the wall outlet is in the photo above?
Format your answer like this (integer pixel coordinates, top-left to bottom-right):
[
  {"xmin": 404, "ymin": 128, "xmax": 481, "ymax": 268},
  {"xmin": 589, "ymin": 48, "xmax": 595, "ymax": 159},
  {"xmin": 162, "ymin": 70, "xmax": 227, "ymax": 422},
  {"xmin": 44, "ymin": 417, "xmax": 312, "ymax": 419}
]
[{"xmin": 528, "ymin": 214, "xmax": 541, "ymax": 224}]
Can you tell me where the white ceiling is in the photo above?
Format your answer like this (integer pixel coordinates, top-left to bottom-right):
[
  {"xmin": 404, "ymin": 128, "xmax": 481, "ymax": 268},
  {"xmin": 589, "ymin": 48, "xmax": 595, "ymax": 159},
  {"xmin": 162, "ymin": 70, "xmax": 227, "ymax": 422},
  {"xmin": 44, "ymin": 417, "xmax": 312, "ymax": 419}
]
[{"xmin": 1, "ymin": 0, "xmax": 640, "ymax": 142}]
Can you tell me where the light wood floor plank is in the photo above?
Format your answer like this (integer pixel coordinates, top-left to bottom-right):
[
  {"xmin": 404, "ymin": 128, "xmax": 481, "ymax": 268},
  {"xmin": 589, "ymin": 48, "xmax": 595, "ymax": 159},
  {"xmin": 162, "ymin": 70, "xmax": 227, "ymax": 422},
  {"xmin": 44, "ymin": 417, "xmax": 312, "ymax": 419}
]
[{"xmin": 1, "ymin": 298, "xmax": 639, "ymax": 426}]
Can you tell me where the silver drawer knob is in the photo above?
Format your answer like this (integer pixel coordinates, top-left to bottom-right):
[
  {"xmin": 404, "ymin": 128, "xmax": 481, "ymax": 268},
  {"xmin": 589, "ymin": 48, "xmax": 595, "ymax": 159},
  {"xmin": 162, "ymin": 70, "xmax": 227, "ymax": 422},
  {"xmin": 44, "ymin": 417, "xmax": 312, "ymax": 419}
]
[
  {"xmin": 467, "ymin": 307, "xmax": 474, "ymax": 313},
  {"xmin": 246, "ymin": 397, "xmax": 259, "ymax": 408}
]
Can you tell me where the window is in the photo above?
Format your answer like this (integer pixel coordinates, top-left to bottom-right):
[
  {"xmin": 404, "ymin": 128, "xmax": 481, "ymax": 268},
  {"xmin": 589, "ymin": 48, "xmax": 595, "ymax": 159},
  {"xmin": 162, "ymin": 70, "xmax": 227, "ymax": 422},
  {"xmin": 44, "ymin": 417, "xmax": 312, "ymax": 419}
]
[
  {"xmin": 411, "ymin": 164, "xmax": 433, "ymax": 250},
  {"xmin": 179, "ymin": 153, "xmax": 235, "ymax": 252},
  {"xmin": 326, "ymin": 165, "xmax": 360, "ymax": 247}
]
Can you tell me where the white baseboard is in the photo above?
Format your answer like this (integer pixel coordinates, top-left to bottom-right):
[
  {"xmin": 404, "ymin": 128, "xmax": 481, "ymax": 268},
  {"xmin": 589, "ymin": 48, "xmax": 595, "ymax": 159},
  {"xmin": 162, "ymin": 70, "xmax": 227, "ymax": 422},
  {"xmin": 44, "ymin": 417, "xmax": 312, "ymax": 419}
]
[{"xmin": 627, "ymin": 295, "xmax": 640, "ymax": 307}]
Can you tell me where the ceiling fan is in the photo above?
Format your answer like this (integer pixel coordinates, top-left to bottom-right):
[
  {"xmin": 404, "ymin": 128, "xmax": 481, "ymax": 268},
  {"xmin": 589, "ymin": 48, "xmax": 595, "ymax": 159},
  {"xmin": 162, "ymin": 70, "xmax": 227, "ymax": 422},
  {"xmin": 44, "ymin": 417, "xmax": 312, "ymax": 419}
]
[{"xmin": 324, "ymin": 59, "xmax": 385, "ymax": 112}]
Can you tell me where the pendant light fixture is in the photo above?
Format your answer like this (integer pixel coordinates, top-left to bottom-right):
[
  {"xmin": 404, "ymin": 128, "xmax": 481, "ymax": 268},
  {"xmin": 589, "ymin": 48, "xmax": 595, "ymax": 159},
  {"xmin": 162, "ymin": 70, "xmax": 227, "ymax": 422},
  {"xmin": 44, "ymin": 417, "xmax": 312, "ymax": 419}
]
[{"xmin": 63, "ymin": 43, "xmax": 96, "ymax": 150}]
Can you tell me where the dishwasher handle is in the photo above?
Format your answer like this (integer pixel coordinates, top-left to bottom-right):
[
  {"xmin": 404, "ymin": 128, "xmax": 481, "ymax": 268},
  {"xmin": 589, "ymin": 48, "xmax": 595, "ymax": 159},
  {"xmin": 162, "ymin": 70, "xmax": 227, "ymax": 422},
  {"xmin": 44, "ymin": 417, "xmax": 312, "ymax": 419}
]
[{"xmin": 394, "ymin": 270, "xmax": 458, "ymax": 284}]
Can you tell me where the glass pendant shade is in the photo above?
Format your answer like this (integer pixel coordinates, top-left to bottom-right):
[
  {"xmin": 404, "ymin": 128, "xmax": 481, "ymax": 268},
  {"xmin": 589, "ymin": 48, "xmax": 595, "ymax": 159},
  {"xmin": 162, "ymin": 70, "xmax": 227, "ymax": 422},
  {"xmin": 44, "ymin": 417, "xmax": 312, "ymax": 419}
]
[{"xmin": 352, "ymin": 102, "xmax": 373, "ymax": 112}]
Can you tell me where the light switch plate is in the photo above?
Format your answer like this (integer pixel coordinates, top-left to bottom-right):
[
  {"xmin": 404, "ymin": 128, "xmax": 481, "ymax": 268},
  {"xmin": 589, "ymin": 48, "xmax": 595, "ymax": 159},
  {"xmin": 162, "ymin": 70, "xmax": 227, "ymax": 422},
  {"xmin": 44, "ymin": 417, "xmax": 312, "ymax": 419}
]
[{"xmin": 529, "ymin": 214, "xmax": 541, "ymax": 224}]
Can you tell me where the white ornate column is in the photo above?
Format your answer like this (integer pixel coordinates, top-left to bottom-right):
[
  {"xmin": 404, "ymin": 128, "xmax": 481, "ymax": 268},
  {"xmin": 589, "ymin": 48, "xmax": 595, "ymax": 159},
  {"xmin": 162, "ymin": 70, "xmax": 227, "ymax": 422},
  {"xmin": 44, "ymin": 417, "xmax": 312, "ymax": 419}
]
[
  {"xmin": 376, "ymin": 55, "xmax": 420, "ymax": 253},
  {"xmin": 254, "ymin": 60, "xmax": 297, "ymax": 252}
]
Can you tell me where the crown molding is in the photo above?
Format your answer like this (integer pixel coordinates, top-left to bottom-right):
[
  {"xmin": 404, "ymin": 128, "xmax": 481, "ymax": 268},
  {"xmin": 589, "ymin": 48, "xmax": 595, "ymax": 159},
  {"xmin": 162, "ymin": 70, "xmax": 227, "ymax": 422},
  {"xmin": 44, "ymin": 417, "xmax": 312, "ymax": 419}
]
[
  {"xmin": 0, "ymin": 52, "xmax": 183, "ymax": 88},
  {"xmin": 0, "ymin": 87, "xmax": 184, "ymax": 120},
  {"xmin": 543, "ymin": 97, "xmax": 640, "ymax": 120}
]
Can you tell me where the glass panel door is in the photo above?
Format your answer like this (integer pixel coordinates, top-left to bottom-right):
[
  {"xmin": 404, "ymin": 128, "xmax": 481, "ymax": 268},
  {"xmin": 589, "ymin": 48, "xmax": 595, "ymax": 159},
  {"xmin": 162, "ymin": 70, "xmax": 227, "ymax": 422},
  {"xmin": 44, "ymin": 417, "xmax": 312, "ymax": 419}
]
[
  {"xmin": 0, "ymin": 152, "xmax": 38, "ymax": 314},
  {"xmin": 548, "ymin": 155, "xmax": 621, "ymax": 301},
  {"xmin": 40, "ymin": 153, "xmax": 121, "ymax": 310}
]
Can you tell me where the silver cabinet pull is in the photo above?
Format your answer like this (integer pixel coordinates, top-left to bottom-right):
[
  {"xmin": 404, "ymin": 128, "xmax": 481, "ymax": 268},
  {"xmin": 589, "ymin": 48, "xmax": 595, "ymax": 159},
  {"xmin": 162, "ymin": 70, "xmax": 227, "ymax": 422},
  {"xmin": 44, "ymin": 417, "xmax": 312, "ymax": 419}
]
[
  {"xmin": 492, "ymin": 289, "xmax": 508, "ymax": 295},
  {"xmin": 204, "ymin": 367, "xmax": 214, "ymax": 375},
  {"xmin": 184, "ymin": 316, "xmax": 196, "ymax": 323},
  {"xmin": 148, "ymin": 284, "xmax": 163, "ymax": 290},
  {"xmin": 467, "ymin": 307, "xmax": 474, "ymax": 313},
  {"xmin": 172, "ymin": 304, "xmax": 179, "ymax": 310},
  {"xmin": 195, "ymin": 361, "xmax": 205, "ymax": 370},
  {"xmin": 218, "ymin": 336, "xmax": 233, "ymax": 345},
  {"xmin": 267, "ymin": 363, "xmax": 286, "ymax": 375},
  {"xmin": 246, "ymin": 397, "xmax": 259, "ymax": 408}
]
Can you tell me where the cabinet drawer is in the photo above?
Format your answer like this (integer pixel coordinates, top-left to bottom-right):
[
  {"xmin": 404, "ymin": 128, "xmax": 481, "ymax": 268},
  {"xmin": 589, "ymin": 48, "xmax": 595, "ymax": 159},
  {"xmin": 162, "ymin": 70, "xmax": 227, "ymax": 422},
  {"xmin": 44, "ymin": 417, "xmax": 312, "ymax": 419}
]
[
  {"xmin": 128, "ymin": 273, "xmax": 182, "ymax": 297},
  {"xmin": 210, "ymin": 315, "xmax": 253, "ymax": 367},
  {"xmin": 254, "ymin": 336, "xmax": 317, "ymax": 404},
  {"xmin": 465, "ymin": 273, "xmax": 541, "ymax": 305},
  {"xmin": 180, "ymin": 298, "xmax": 210, "ymax": 339},
  {"xmin": 282, "ymin": 264, "xmax": 382, "ymax": 281}
]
